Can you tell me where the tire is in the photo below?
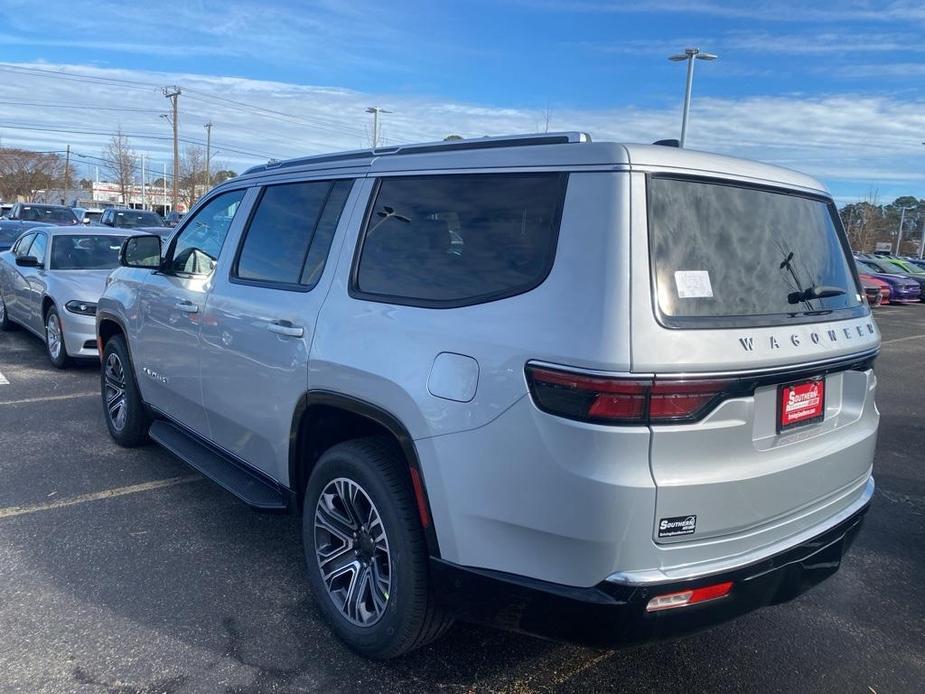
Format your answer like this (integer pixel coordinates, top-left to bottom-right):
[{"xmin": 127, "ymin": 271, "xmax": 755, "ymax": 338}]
[
  {"xmin": 44, "ymin": 305, "xmax": 72, "ymax": 369},
  {"xmin": 101, "ymin": 334, "xmax": 150, "ymax": 447},
  {"xmin": 303, "ymin": 437, "xmax": 452, "ymax": 659},
  {"xmin": 0, "ymin": 292, "xmax": 13, "ymax": 331}
]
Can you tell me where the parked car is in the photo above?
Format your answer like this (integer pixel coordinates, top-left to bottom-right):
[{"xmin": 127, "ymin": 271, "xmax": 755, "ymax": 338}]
[
  {"xmin": 0, "ymin": 203, "xmax": 79, "ymax": 251},
  {"xmin": 854, "ymin": 259, "xmax": 921, "ymax": 303},
  {"xmin": 858, "ymin": 274, "xmax": 890, "ymax": 304},
  {"xmin": 858, "ymin": 256, "xmax": 925, "ymax": 292},
  {"xmin": 164, "ymin": 211, "xmax": 186, "ymax": 226},
  {"xmin": 0, "ymin": 227, "xmax": 135, "ymax": 367},
  {"xmin": 901, "ymin": 257, "xmax": 925, "ymax": 271},
  {"xmin": 80, "ymin": 207, "xmax": 106, "ymax": 225},
  {"xmin": 100, "ymin": 207, "xmax": 172, "ymax": 234},
  {"xmin": 97, "ymin": 133, "xmax": 878, "ymax": 658},
  {"xmin": 859, "ymin": 277, "xmax": 883, "ymax": 306}
]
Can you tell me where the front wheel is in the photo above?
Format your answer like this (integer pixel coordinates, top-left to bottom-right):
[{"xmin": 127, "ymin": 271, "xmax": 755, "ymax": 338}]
[
  {"xmin": 303, "ymin": 438, "xmax": 452, "ymax": 659},
  {"xmin": 0, "ymin": 292, "xmax": 13, "ymax": 331},
  {"xmin": 101, "ymin": 335, "xmax": 149, "ymax": 447},
  {"xmin": 44, "ymin": 305, "xmax": 72, "ymax": 369}
]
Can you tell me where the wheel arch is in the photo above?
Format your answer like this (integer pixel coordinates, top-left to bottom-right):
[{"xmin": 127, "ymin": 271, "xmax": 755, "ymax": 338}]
[{"xmin": 290, "ymin": 390, "xmax": 441, "ymax": 557}]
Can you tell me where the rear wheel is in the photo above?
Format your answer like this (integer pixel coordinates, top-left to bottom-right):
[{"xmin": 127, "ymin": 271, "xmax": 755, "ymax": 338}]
[
  {"xmin": 44, "ymin": 305, "xmax": 72, "ymax": 369},
  {"xmin": 303, "ymin": 437, "xmax": 452, "ymax": 659},
  {"xmin": 101, "ymin": 335, "xmax": 149, "ymax": 447}
]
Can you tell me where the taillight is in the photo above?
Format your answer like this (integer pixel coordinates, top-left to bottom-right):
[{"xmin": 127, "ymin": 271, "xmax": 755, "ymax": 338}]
[{"xmin": 525, "ymin": 365, "xmax": 738, "ymax": 425}]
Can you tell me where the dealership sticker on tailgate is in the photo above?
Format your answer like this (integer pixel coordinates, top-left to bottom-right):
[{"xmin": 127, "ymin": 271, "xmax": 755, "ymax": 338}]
[
  {"xmin": 658, "ymin": 515, "xmax": 697, "ymax": 538},
  {"xmin": 778, "ymin": 377, "xmax": 825, "ymax": 432}
]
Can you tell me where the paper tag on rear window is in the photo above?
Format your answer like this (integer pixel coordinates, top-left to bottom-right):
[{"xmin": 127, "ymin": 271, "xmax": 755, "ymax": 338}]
[{"xmin": 674, "ymin": 270, "xmax": 713, "ymax": 298}]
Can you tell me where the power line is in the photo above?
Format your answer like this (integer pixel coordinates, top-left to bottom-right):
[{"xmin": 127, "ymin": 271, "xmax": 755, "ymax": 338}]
[
  {"xmin": 0, "ymin": 100, "xmax": 163, "ymax": 114},
  {"xmin": 0, "ymin": 63, "xmax": 159, "ymax": 90},
  {"xmin": 182, "ymin": 89, "xmax": 368, "ymax": 139},
  {"xmin": 0, "ymin": 122, "xmax": 284, "ymax": 159}
]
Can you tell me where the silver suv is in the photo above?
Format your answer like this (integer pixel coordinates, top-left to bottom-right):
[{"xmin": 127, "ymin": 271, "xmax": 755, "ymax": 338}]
[{"xmin": 97, "ymin": 133, "xmax": 879, "ymax": 659}]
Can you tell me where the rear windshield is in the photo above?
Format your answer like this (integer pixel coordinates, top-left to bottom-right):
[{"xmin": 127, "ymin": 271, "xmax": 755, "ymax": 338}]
[
  {"xmin": 649, "ymin": 176, "xmax": 864, "ymax": 327},
  {"xmin": 51, "ymin": 235, "xmax": 126, "ymax": 269},
  {"xmin": 21, "ymin": 206, "xmax": 78, "ymax": 224},
  {"xmin": 112, "ymin": 210, "xmax": 164, "ymax": 228}
]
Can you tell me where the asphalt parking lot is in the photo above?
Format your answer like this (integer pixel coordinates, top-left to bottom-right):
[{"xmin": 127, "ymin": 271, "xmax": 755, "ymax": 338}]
[{"xmin": 1, "ymin": 309, "xmax": 923, "ymax": 694}]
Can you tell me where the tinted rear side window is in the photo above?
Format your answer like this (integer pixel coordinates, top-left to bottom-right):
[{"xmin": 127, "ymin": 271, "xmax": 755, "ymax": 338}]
[
  {"xmin": 235, "ymin": 179, "xmax": 353, "ymax": 288},
  {"xmin": 649, "ymin": 176, "xmax": 864, "ymax": 328},
  {"xmin": 355, "ymin": 172, "xmax": 566, "ymax": 306}
]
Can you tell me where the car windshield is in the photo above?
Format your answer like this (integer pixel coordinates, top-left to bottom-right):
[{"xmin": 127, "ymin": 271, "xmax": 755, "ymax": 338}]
[
  {"xmin": 20, "ymin": 206, "xmax": 78, "ymax": 224},
  {"xmin": 112, "ymin": 210, "xmax": 163, "ymax": 228},
  {"xmin": 854, "ymin": 260, "xmax": 877, "ymax": 274},
  {"xmin": 86, "ymin": 211, "xmax": 103, "ymax": 222},
  {"xmin": 649, "ymin": 176, "xmax": 863, "ymax": 327},
  {"xmin": 50, "ymin": 234, "xmax": 126, "ymax": 270}
]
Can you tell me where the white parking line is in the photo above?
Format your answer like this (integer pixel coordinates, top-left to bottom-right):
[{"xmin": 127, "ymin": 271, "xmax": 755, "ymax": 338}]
[
  {"xmin": 0, "ymin": 475, "xmax": 202, "ymax": 520},
  {"xmin": 881, "ymin": 333, "xmax": 925, "ymax": 346},
  {"xmin": 0, "ymin": 391, "xmax": 98, "ymax": 406},
  {"xmin": 0, "ymin": 370, "xmax": 8, "ymax": 385}
]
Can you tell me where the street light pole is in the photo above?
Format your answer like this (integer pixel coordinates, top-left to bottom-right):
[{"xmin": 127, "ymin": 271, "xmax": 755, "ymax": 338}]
[
  {"xmin": 365, "ymin": 106, "xmax": 393, "ymax": 149},
  {"xmin": 669, "ymin": 48, "xmax": 717, "ymax": 148},
  {"xmin": 895, "ymin": 204, "xmax": 915, "ymax": 255}
]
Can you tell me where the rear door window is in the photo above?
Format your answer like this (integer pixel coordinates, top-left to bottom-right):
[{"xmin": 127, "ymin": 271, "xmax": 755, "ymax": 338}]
[
  {"xmin": 234, "ymin": 178, "xmax": 352, "ymax": 289},
  {"xmin": 649, "ymin": 176, "xmax": 864, "ymax": 328},
  {"xmin": 354, "ymin": 172, "xmax": 566, "ymax": 307}
]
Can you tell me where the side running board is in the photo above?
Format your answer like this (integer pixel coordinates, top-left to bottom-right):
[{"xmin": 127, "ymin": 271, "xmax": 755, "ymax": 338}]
[{"xmin": 149, "ymin": 420, "xmax": 289, "ymax": 511}]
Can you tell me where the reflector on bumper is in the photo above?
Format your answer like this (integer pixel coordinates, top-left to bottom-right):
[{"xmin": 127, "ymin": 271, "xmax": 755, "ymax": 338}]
[{"xmin": 645, "ymin": 581, "xmax": 733, "ymax": 612}]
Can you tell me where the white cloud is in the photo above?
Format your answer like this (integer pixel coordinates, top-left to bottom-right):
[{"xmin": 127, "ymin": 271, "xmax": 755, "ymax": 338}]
[{"xmin": 0, "ymin": 62, "xmax": 921, "ymax": 201}]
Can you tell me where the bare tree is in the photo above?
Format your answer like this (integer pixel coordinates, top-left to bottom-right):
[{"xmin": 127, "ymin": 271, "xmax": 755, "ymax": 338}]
[
  {"xmin": 103, "ymin": 129, "xmax": 138, "ymax": 204},
  {"xmin": 0, "ymin": 148, "xmax": 64, "ymax": 201},
  {"xmin": 179, "ymin": 145, "xmax": 207, "ymax": 209}
]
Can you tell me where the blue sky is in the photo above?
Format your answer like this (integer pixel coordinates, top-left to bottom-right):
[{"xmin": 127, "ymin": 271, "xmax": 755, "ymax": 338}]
[{"xmin": 0, "ymin": 0, "xmax": 923, "ymax": 203}]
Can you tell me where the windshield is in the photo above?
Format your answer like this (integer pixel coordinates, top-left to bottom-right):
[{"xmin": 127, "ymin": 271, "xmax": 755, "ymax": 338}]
[
  {"xmin": 21, "ymin": 206, "xmax": 78, "ymax": 224},
  {"xmin": 649, "ymin": 176, "xmax": 863, "ymax": 327},
  {"xmin": 112, "ymin": 210, "xmax": 164, "ymax": 228},
  {"xmin": 50, "ymin": 234, "xmax": 126, "ymax": 270},
  {"xmin": 855, "ymin": 260, "xmax": 877, "ymax": 274},
  {"xmin": 86, "ymin": 211, "xmax": 103, "ymax": 222}
]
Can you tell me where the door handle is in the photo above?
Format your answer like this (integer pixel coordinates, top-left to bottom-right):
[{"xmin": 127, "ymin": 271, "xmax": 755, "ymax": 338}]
[
  {"xmin": 175, "ymin": 301, "xmax": 199, "ymax": 313},
  {"xmin": 268, "ymin": 320, "xmax": 304, "ymax": 338}
]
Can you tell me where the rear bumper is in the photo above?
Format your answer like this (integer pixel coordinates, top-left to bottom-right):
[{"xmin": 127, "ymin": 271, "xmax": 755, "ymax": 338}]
[{"xmin": 430, "ymin": 487, "xmax": 871, "ymax": 648}]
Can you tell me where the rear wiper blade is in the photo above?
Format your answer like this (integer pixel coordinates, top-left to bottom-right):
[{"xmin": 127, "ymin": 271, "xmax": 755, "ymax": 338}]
[{"xmin": 788, "ymin": 285, "xmax": 846, "ymax": 305}]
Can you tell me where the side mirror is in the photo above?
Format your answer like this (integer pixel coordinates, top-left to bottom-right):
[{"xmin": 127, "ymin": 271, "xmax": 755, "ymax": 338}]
[
  {"xmin": 120, "ymin": 235, "xmax": 162, "ymax": 269},
  {"xmin": 15, "ymin": 255, "xmax": 40, "ymax": 267}
]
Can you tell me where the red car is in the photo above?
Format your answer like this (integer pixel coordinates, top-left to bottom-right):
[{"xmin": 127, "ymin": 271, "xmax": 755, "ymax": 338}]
[{"xmin": 860, "ymin": 274, "xmax": 890, "ymax": 305}]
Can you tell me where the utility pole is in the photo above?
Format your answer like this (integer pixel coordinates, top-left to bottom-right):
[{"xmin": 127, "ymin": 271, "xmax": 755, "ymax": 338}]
[
  {"xmin": 668, "ymin": 48, "xmax": 717, "ymax": 148},
  {"xmin": 140, "ymin": 152, "xmax": 146, "ymax": 210},
  {"xmin": 365, "ymin": 106, "xmax": 392, "ymax": 149},
  {"xmin": 204, "ymin": 121, "xmax": 212, "ymax": 189},
  {"xmin": 162, "ymin": 86, "xmax": 181, "ymax": 211},
  {"xmin": 163, "ymin": 162, "xmax": 168, "ymax": 215},
  {"xmin": 63, "ymin": 144, "xmax": 70, "ymax": 204}
]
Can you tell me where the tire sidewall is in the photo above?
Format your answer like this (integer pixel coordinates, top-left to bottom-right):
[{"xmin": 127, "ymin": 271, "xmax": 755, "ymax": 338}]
[
  {"xmin": 101, "ymin": 335, "xmax": 148, "ymax": 447},
  {"xmin": 303, "ymin": 445, "xmax": 425, "ymax": 657},
  {"xmin": 44, "ymin": 305, "xmax": 70, "ymax": 368},
  {"xmin": 0, "ymin": 291, "xmax": 11, "ymax": 330}
]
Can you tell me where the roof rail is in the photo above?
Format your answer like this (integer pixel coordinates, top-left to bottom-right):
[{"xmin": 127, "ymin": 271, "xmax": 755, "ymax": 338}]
[{"xmin": 242, "ymin": 131, "xmax": 591, "ymax": 175}]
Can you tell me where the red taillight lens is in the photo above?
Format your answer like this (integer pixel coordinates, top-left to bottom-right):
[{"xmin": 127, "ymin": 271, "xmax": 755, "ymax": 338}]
[
  {"xmin": 646, "ymin": 581, "xmax": 733, "ymax": 612},
  {"xmin": 648, "ymin": 380, "xmax": 730, "ymax": 420},
  {"xmin": 526, "ymin": 365, "xmax": 738, "ymax": 425}
]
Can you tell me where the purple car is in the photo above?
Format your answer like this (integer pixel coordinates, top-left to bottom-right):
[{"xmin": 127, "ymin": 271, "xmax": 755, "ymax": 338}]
[{"xmin": 855, "ymin": 259, "xmax": 921, "ymax": 303}]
